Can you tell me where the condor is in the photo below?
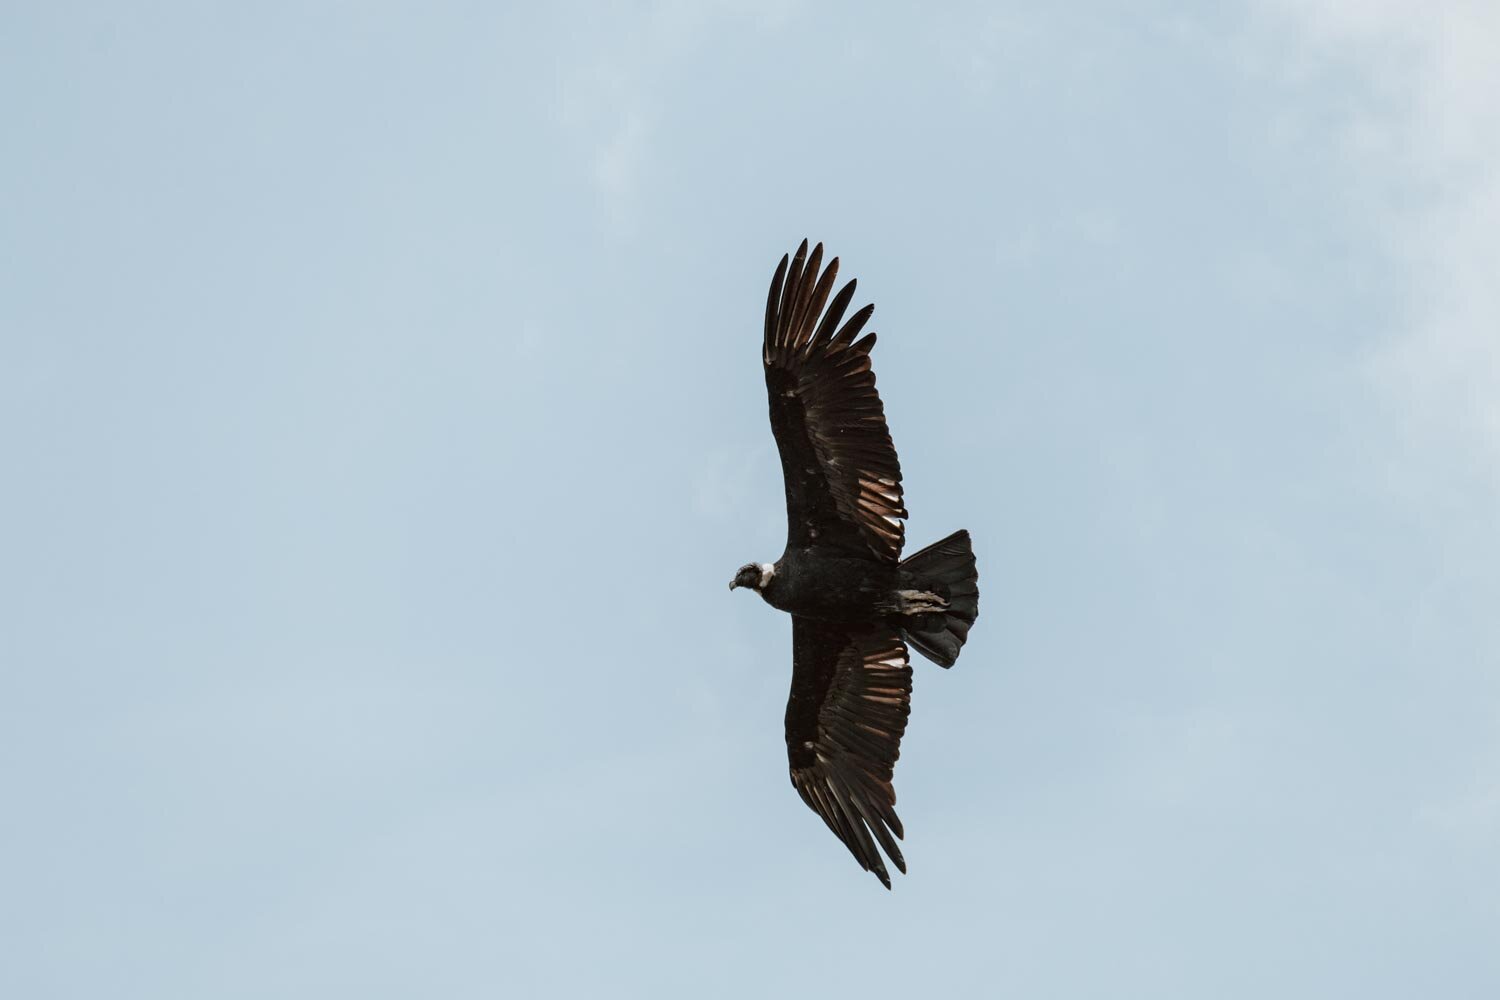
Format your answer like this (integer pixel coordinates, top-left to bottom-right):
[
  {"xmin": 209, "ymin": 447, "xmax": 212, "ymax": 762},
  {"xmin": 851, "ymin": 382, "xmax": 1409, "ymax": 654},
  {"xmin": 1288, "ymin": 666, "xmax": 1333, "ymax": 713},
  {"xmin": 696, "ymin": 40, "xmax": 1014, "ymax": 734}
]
[{"xmin": 730, "ymin": 241, "xmax": 980, "ymax": 888}]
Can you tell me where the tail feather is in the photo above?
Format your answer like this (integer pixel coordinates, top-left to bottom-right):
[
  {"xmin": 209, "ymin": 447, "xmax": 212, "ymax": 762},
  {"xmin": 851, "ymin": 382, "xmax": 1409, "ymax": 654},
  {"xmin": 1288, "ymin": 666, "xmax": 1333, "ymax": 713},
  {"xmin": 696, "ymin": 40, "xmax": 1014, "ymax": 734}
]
[{"xmin": 898, "ymin": 529, "xmax": 978, "ymax": 668}]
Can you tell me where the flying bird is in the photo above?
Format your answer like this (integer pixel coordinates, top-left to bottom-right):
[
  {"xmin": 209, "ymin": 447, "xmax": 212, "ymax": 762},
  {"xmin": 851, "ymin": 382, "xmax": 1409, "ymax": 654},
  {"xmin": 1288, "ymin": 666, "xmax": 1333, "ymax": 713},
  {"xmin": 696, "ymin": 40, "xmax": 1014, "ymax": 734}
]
[{"xmin": 730, "ymin": 240, "xmax": 979, "ymax": 888}]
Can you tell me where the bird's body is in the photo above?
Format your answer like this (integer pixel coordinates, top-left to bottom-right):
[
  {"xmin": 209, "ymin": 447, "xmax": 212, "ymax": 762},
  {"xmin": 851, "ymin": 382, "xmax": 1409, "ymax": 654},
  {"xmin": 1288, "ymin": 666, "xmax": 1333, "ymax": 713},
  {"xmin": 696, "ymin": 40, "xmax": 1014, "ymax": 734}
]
[
  {"xmin": 759, "ymin": 547, "xmax": 897, "ymax": 622},
  {"xmin": 731, "ymin": 240, "xmax": 980, "ymax": 889}
]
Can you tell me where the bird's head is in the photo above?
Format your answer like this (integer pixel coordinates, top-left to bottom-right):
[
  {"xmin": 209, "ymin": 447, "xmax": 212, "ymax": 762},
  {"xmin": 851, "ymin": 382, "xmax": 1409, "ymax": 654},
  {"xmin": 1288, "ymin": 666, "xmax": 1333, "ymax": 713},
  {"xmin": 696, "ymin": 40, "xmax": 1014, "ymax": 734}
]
[{"xmin": 729, "ymin": 562, "xmax": 775, "ymax": 592}]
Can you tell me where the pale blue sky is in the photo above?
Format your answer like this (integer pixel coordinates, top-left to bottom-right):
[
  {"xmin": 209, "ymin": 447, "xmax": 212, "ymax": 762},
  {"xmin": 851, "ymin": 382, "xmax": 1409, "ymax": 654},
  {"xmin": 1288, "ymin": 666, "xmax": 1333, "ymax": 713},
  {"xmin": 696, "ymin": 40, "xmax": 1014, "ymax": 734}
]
[{"xmin": 4, "ymin": 2, "xmax": 1498, "ymax": 997}]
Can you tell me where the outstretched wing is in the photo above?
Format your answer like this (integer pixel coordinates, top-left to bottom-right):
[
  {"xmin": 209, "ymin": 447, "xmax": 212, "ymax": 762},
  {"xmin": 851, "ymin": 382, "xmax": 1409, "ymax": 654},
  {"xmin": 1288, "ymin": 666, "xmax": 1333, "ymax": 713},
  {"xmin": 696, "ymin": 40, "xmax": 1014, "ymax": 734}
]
[
  {"xmin": 785, "ymin": 617, "xmax": 913, "ymax": 888},
  {"xmin": 764, "ymin": 240, "xmax": 906, "ymax": 564}
]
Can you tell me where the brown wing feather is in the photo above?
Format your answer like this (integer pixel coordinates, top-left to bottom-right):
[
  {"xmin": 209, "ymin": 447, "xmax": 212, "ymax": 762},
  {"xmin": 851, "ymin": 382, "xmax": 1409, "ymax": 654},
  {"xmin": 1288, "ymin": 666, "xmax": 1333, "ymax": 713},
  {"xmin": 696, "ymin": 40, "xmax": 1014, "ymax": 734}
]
[
  {"xmin": 764, "ymin": 240, "xmax": 907, "ymax": 563},
  {"xmin": 785, "ymin": 618, "xmax": 913, "ymax": 888}
]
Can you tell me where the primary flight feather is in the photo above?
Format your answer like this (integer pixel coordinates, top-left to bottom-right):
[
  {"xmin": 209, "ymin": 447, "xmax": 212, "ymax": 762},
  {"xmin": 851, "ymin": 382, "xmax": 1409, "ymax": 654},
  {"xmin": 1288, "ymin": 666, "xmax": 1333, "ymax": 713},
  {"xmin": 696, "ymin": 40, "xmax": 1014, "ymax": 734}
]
[{"xmin": 730, "ymin": 240, "xmax": 980, "ymax": 888}]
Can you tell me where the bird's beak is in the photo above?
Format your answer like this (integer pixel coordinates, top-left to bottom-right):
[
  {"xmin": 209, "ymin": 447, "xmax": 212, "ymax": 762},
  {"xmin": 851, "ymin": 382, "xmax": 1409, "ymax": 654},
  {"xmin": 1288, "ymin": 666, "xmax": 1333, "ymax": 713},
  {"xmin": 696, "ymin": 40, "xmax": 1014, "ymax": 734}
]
[{"xmin": 728, "ymin": 579, "xmax": 739, "ymax": 590}]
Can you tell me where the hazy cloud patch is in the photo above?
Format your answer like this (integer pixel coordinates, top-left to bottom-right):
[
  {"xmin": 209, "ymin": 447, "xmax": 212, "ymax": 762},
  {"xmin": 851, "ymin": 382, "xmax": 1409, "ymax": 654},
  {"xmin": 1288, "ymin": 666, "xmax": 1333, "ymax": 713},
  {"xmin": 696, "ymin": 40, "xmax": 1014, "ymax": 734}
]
[{"xmin": 1261, "ymin": 0, "xmax": 1500, "ymax": 488}]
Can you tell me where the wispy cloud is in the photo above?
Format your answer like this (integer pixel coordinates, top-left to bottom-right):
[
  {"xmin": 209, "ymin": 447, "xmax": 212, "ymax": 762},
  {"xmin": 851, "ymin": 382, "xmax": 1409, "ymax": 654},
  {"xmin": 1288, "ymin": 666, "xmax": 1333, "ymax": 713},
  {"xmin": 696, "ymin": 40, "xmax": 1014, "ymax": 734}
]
[
  {"xmin": 1261, "ymin": 0, "xmax": 1500, "ymax": 487},
  {"xmin": 1258, "ymin": 2, "xmax": 1500, "ymax": 849},
  {"xmin": 551, "ymin": 0, "xmax": 801, "ymax": 233}
]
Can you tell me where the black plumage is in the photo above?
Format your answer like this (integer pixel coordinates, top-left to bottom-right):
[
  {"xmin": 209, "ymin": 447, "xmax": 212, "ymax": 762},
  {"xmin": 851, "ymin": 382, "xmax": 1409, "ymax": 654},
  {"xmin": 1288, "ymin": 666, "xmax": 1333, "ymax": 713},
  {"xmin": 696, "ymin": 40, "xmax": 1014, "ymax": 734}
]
[{"xmin": 730, "ymin": 241, "xmax": 981, "ymax": 888}]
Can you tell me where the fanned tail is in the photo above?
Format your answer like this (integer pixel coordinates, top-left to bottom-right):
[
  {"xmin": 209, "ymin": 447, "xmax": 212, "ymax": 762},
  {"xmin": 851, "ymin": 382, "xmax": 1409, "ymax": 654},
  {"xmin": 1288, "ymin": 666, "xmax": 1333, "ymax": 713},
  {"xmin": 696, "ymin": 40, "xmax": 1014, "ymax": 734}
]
[{"xmin": 897, "ymin": 529, "xmax": 979, "ymax": 668}]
